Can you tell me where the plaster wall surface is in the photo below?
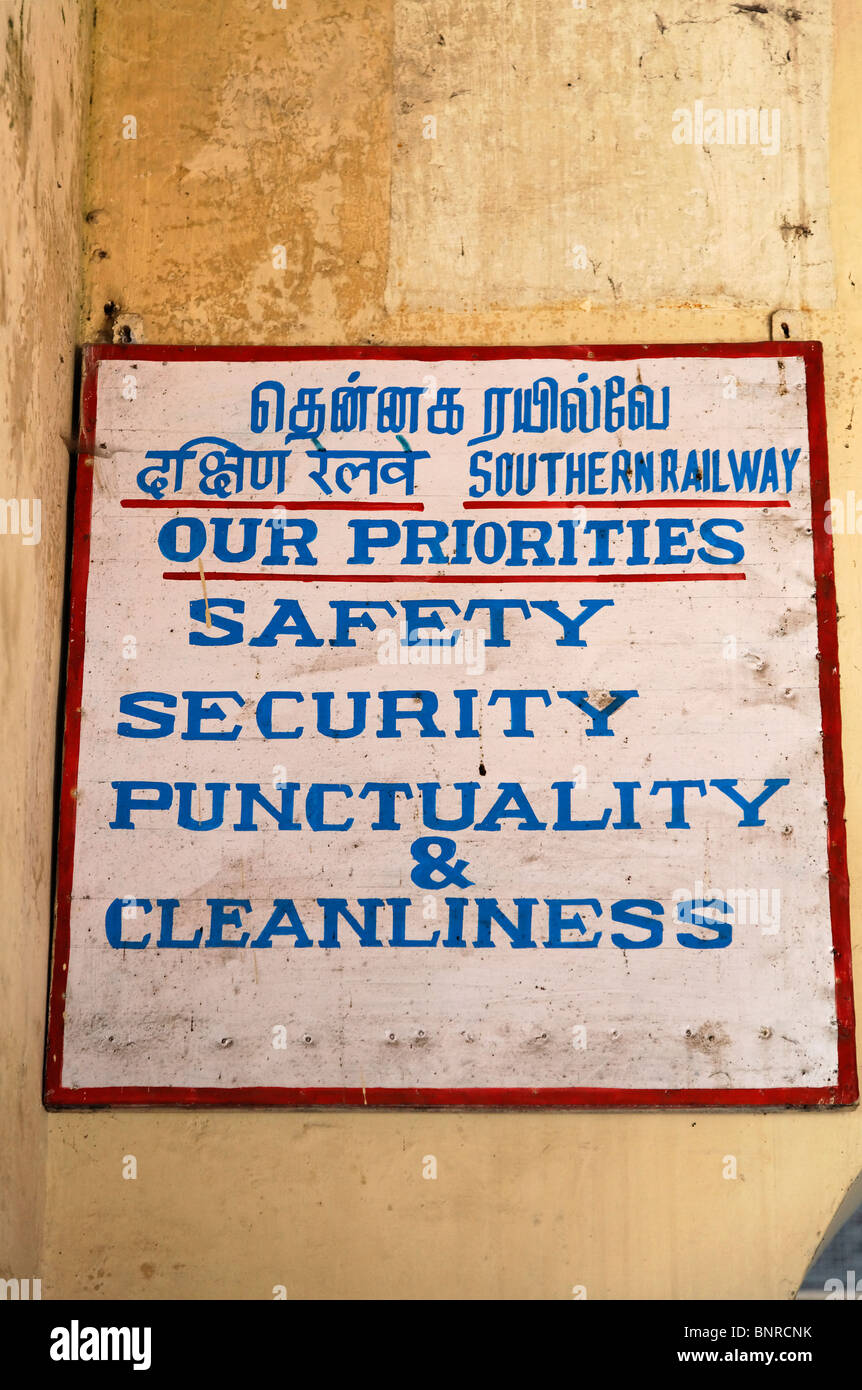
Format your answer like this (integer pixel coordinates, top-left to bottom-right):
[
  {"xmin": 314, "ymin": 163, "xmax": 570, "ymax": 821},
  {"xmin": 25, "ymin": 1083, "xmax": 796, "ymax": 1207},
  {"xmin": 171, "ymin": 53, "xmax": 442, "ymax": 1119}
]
[
  {"xmin": 25, "ymin": 0, "xmax": 862, "ymax": 1298},
  {"xmin": 0, "ymin": 0, "xmax": 90, "ymax": 1283}
]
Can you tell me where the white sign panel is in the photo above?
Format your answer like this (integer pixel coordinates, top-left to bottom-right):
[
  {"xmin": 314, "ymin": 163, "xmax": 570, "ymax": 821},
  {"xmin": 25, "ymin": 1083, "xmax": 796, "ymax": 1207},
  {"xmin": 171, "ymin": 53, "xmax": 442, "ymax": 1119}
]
[{"xmin": 47, "ymin": 344, "xmax": 856, "ymax": 1107}]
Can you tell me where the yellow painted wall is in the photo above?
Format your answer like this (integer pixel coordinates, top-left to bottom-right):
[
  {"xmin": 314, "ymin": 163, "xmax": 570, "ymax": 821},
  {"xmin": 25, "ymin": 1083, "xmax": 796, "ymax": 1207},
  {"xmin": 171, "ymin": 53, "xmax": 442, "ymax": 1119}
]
[
  {"xmin": 4, "ymin": 0, "xmax": 862, "ymax": 1298},
  {"xmin": 0, "ymin": 0, "xmax": 90, "ymax": 1284}
]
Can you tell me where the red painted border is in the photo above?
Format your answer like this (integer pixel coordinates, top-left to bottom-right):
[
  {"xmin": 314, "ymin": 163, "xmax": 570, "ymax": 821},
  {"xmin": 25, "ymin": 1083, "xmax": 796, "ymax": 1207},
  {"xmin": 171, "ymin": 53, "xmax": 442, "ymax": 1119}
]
[
  {"xmin": 45, "ymin": 345, "xmax": 99, "ymax": 1106},
  {"xmin": 44, "ymin": 342, "xmax": 857, "ymax": 1109},
  {"xmin": 804, "ymin": 343, "xmax": 857, "ymax": 1104},
  {"xmin": 72, "ymin": 342, "xmax": 825, "ymax": 362}
]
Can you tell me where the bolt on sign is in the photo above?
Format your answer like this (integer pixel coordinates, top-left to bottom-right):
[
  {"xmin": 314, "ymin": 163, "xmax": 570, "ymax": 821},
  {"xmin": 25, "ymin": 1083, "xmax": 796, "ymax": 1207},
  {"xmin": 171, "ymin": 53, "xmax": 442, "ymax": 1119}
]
[{"xmin": 46, "ymin": 344, "xmax": 856, "ymax": 1107}]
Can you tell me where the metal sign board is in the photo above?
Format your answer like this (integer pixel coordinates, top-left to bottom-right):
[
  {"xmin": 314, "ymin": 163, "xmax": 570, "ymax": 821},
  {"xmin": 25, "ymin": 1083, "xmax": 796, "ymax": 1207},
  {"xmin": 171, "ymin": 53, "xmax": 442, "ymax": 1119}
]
[{"xmin": 46, "ymin": 343, "xmax": 856, "ymax": 1107}]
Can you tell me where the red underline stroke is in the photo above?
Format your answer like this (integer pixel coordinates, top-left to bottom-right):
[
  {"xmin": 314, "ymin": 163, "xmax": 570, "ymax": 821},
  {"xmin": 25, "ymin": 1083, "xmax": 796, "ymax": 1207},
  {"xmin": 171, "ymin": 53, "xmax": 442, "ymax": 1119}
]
[
  {"xmin": 121, "ymin": 499, "xmax": 425, "ymax": 512},
  {"xmin": 463, "ymin": 499, "xmax": 791, "ymax": 510},
  {"xmin": 163, "ymin": 571, "xmax": 747, "ymax": 584}
]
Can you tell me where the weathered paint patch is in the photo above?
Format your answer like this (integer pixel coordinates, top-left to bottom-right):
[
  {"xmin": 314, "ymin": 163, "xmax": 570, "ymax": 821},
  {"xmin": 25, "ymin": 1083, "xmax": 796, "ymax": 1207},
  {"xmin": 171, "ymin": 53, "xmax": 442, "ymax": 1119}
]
[{"xmin": 387, "ymin": 0, "xmax": 833, "ymax": 312}]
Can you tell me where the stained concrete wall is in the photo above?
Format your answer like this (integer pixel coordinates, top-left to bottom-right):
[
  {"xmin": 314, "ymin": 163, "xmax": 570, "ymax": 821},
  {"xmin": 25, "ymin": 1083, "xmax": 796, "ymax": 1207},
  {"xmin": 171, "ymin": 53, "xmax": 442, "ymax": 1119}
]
[
  {"xmin": 0, "ymin": 0, "xmax": 90, "ymax": 1281},
  {"xmin": 4, "ymin": 0, "xmax": 862, "ymax": 1298}
]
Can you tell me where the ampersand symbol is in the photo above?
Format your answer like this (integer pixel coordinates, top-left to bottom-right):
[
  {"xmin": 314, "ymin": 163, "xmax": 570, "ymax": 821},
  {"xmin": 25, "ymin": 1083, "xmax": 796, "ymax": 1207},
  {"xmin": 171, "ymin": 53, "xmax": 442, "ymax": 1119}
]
[{"xmin": 409, "ymin": 836, "xmax": 474, "ymax": 890}]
